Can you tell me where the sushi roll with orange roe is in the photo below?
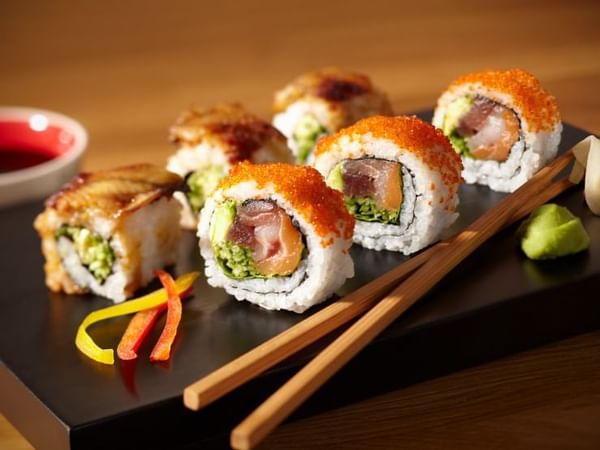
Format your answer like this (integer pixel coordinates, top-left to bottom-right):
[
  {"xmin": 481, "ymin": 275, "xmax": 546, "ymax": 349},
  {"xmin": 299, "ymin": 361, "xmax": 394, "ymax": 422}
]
[
  {"xmin": 198, "ymin": 162, "xmax": 355, "ymax": 313},
  {"xmin": 433, "ymin": 69, "xmax": 561, "ymax": 192},
  {"xmin": 313, "ymin": 115, "xmax": 462, "ymax": 254},
  {"xmin": 272, "ymin": 68, "xmax": 392, "ymax": 164}
]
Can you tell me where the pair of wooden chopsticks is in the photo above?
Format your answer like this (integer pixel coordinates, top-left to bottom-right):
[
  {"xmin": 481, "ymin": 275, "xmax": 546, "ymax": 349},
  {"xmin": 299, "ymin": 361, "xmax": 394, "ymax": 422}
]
[{"xmin": 184, "ymin": 150, "xmax": 576, "ymax": 449}]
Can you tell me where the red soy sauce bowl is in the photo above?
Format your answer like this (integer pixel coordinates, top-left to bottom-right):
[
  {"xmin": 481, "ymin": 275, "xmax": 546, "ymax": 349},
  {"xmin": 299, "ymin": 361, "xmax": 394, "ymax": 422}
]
[{"xmin": 0, "ymin": 107, "xmax": 87, "ymax": 208}]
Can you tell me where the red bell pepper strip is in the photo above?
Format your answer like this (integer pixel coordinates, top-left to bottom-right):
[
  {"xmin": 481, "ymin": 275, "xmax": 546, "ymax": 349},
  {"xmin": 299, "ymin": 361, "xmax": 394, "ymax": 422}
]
[
  {"xmin": 117, "ymin": 283, "xmax": 195, "ymax": 361},
  {"xmin": 150, "ymin": 270, "xmax": 183, "ymax": 362},
  {"xmin": 75, "ymin": 272, "xmax": 199, "ymax": 365},
  {"xmin": 117, "ymin": 305, "xmax": 166, "ymax": 360}
]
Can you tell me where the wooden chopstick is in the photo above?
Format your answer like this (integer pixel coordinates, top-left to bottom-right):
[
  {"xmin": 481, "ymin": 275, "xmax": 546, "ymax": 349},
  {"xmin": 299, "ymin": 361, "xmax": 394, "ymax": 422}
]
[
  {"xmin": 230, "ymin": 151, "xmax": 574, "ymax": 450},
  {"xmin": 183, "ymin": 154, "xmax": 575, "ymax": 413}
]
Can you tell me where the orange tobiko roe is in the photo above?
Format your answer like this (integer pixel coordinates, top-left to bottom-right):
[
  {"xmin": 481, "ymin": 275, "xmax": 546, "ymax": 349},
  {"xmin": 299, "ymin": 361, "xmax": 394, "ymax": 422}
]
[
  {"xmin": 449, "ymin": 68, "xmax": 560, "ymax": 132},
  {"xmin": 218, "ymin": 162, "xmax": 355, "ymax": 246},
  {"xmin": 315, "ymin": 115, "xmax": 463, "ymax": 194}
]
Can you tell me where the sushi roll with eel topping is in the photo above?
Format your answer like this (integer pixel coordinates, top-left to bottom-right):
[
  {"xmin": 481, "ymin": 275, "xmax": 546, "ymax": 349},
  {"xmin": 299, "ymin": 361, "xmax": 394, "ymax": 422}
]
[
  {"xmin": 167, "ymin": 103, "xmax": 293, "ymax": 229},
  {"xmin": 34, "ymin": 164, "xmax": 182, "ymax": 303},
  {"xmin": 198, "ymin": 162, "xmax": 355, "ymax": 313},
  {"xmin": 313, "ymin": 115, "xmax": 463, "ymax": 254},
  {"xmin": 433, "ymin": 69, "xmax": 562, "ymax": 192},
  {"xmin": 272, "ymin": 68, "xmax": 392, "ymax": 164}
]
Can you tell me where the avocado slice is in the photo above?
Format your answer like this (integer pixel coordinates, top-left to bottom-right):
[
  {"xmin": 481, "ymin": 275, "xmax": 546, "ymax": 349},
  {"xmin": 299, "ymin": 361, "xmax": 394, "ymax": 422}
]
[
  {"xmin": 326, "ymin": 161, "xmax": 344, "ymax": 191},
  {"xmin": 293, "ymin": 114, "xmax": 327, "ymax": 164},
  {"xmin": 442, "ymin": 96, "xmax": 474, "ymax": 157},
  {"xmin": 442, "ymin": 96, "xmax": 473, "ymax": 135},
  {"xmin": 186, "ymin": 165, "xmax": 226, "ymax": 213},
  {"xmin": 210, "ymin": 200, "xmax": 236, "ymax": 245}
]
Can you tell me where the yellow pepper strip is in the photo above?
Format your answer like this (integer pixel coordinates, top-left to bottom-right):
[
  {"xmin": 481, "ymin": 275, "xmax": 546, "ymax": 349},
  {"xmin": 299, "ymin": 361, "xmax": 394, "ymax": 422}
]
[{"xmin": 75, "ymin": 272, "xmax": 200, "ymax": 365}]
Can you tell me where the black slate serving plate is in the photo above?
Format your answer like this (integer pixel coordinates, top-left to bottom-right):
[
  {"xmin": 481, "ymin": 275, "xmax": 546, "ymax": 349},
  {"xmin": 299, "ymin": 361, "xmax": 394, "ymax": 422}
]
[{"xmin": 1, "ymin": 112, "xmax": 599, "ymax": 450}]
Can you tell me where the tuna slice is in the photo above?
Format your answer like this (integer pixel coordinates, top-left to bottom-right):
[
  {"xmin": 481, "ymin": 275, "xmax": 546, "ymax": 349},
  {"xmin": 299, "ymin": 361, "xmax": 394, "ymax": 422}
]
[
  {"xmin": 227, "ymin": 200, "xmax": 303, "ymax": 276},
  {"xmin": 457, "ymin": 98, "xmax": 520, "ymax": 162},
  {"xmin": 342, "ymin": 159, "xmax": 403, "ymax": 211}
]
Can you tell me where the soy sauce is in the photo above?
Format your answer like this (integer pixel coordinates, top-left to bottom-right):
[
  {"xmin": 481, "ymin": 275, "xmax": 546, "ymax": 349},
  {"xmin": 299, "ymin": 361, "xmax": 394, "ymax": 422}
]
[{"xmin": 0, "ymin": 148, "xmax": 56, "ymax": 173}]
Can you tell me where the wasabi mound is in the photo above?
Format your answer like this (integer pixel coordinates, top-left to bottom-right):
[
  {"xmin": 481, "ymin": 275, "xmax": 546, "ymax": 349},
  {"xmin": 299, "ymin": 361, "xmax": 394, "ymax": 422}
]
[{"xmin": 519, "ymin": 204, "xmax": 590, "ymax": 260}]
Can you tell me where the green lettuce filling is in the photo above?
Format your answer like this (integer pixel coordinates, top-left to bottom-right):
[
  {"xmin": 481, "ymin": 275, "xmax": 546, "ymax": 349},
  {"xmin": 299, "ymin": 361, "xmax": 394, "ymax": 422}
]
[
  {"xmin": 56, "ymin": 225, "xmax": 115, "ymax": 283},
  {"xmin": 345, "ymin": 196, "xmax": 400, "ymax": 224},
  {"xmin": 212, "ymin": 240, "xmax": 264, "ymax": 279},
  {"xmin": 186, "ymin": 165, "xmax": 226, "ymax": 213},
  {"xmin": 293, "ymin": 114, "xmax": 327, "ymax": 164},
  {"xmin": 448, "ymin": 132, "xmax": 473, "ymax": 158}
]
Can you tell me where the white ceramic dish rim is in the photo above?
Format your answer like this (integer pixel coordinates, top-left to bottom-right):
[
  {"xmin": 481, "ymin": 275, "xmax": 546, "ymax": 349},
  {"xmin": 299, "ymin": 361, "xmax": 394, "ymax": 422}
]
[{"xmin": 0, "ymin": 106, "xmax": 88, "ymax": 188}]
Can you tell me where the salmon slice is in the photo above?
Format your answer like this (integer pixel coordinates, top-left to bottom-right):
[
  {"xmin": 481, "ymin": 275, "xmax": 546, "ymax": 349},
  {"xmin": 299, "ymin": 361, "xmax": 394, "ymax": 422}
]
[
  {"xmin": 228, "ymin": 200, "xmax": 303, "ymax": 276},
  {"xmin": 255, "ymin": 210, "xmax": 303, "ymax": 276},
  {"xmin": 458, "ymin": 98, "xmax": 520, "ymax": 162},
  {"xmin": 342, "ymin": 159, "xmax": 403, "ymax": 211}
]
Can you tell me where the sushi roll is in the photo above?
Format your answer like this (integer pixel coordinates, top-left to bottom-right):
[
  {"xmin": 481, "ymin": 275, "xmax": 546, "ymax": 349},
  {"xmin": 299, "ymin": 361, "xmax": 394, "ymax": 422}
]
[
  {"xmin": 34, "ymin": 164, "xmax": 182, "ymax": 303},
  {"xmin": 272, "ymin": 68, "xmax": 393, "ymax": 164},
  {"xmin": 198, "ymin": 162, "xmax": 355, "ymax": 313},
  {"xmin": 313, "ymin": 115, "xmax": 462, "ymax": 254},
  {"xmin": 433, "ymin": 69, "xmax": 562, "ymax": 193},
  {"xmin": 167, "ymin": 103, "xmax": 293, "ymax": 229}
]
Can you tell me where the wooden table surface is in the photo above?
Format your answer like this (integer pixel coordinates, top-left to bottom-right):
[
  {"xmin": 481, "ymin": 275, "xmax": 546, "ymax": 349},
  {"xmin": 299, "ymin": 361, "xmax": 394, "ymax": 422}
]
[{"xmin": 2, "ymin": 0, "xmax": 599, "ymax": 448}]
